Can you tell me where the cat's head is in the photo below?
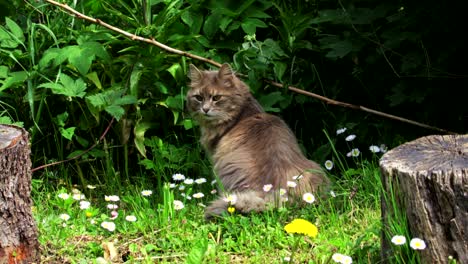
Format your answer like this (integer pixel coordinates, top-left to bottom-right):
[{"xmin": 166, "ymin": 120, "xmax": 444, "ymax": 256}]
[{"xmin": 186, "ymin": 63, "xmax": 250, "ymax": 125}]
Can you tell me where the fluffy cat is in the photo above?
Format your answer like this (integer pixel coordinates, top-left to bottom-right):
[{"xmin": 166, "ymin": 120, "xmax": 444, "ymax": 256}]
[{"xmin": 186, "ymin": 63, "xmax": 329, "ymax": 219}]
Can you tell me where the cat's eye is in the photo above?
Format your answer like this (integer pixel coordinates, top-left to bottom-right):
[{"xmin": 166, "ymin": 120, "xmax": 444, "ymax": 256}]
[
  {"xmin": 193, "ymin": 95, "xmax": 203, "ymax": 101},
  {"xmin": 212, "ymin": 95, "xmax": 222, "ymax": 101}
]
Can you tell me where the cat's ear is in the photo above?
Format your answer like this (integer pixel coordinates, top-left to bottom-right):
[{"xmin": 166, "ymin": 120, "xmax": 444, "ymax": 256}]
[
  {"xmin": 218, "ymin": 63, "xmax": 234, "ymax": 79},
  {"xmin": 189, "ymin": 64, "xmax": 203, "ymax": 84}
]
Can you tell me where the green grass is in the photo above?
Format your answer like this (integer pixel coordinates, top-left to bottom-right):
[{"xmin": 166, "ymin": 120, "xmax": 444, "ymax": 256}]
[
  {"xmin": 31, "ymin": 130, "xmax": 433, "ymax": 263},
  {"xmin": 32, "ymin": 161, "xmax": 383, "ymax": 263}
]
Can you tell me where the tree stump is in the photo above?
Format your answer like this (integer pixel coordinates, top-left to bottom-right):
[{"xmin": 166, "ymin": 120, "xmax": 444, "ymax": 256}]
[
  {"xmin": 379, "ymin": 134, "xmax": 467, "ymax": 263},
  {"xmin": 0, "ymin": 125, "xmax": 40, "ymax": 264}
]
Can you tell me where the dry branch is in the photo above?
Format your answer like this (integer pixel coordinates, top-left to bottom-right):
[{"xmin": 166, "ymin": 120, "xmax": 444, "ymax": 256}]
[{"xmin": 43, "ymin": 0, "xmax": 457, "ymax": 135}]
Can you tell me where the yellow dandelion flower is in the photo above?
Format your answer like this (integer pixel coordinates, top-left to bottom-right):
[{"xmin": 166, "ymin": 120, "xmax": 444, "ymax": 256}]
[
  {"xmin": 284, "ymin": 218, "xmax": 318, "ymax": 238},
  {"xmin": 228, "ymin": 206, "xmax": 236, "ymax": 214}
]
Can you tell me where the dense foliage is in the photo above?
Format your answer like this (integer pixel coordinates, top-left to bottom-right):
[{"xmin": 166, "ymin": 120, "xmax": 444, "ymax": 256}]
[{"xmin": 1, "ymin": 0, "xmax": 466, "ymax": 186}]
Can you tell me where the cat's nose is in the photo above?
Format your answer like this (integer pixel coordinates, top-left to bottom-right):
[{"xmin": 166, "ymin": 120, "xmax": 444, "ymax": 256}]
[{"xmin": 202, "ymin": 107, "xmax": 210, "ymax": 113}]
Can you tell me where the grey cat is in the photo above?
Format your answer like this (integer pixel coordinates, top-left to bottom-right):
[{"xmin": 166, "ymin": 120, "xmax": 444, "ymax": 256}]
[{"xmin": 186, "ymin": 63, "xmax": 329, "ymax": 219}]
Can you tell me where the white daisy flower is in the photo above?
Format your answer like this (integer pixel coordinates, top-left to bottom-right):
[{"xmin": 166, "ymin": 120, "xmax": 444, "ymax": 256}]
[
  {"xmin": 336, "ymin": 128, "xmax": 347, "ymax": 135},
  {"xmin": 369, "ymin": 145, "xmax": 380, "ymax": 153},
  {"xmin": 410, "ymin": 238, "xmax": 426, "ymax": 250},
  {"xmin": 172, "ymin": 173, "xmax": 185, "ymax": 181},
  {"xmin": 325, "ymin": 160, "xmax": 334, "ymax": 170},
  {"xmin": 173, "ymin": 200, "xmax": 184, "ymax": 210},
  {"xmin": 192, "ymin": 192, "xmax": 205, "ymax": 199},
  {"xmin": 345, "ymin": 134, "xmax": 356, "ymax": 141},
  {"xmin": 263, "ymin": 184, "xmax": 273, "ymax": 192},
  {"xmin": 287, "ymin": 181, "xmax": 297, "ymax": 188},
  {"xmin": 391, "ymin": 235, "xmax": 406, "ymax": 245},
  {"xmin": 302, "ymin": 192, "xmax": 315, "ymax": 204}
]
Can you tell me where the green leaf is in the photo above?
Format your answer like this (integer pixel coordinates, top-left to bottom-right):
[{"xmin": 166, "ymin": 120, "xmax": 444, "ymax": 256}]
[
  {"xmin": 241, "ymin": 18, "xmax": 268, "ymax": 35},
  {"xmin": 59, "ymin": 74, "xmax": 87, "ymax": 98},
  {"xmin": 55, "ymin": 112, "xmax": 69, "ymax": 127},
  {"xmin": 5, "ymin": 17, "xmax": 24, "ymax": 42},
  {"xmin": 185, "ymin": 237, "xmax": 208, "ymax": 264},
  {"xmin": 68, "ymin": 46, "xmax": 93, "ymax": 75},
  {"xmin": 203, "ymin": 12, "xmax": 222, "ymax": 39},
  {"xmin": 86, "ymin": 72, "xmax": 103, "ymax": 90},
  {"xmin": 0, "ymin": 66, "xmax": 9, "ymax": 78},
  {"xmin": 59, "ymin": 127, "xmax": 76, "ymax": 140},
  {"xmin": 134, "ymin": 121, "xmax": 153, "ymax": 158},
  {"xmin": 0, "ymin": 71, "xmax": 28, "ymax": 91},
  {"xmin": 181, "ymin": 10, "xmax": 204, "ymax": 34},
  {"xmin": 273, "ymin": 62, "xmax": 287, "ymax": 81},
  {"xmin": 259, "ymin": 91, "xmax": 284, "ymax": 112},
  {"xmin": 38, "ymin": 48, "xmax": 60, "ymax": 70},
  {"xmin": 105, "ymin": 105, "xmax": 125, "ymax": 120}
]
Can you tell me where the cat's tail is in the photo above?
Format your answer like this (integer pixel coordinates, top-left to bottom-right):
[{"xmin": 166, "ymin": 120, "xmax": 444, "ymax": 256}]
[{"xmin": 204, "ymin": 190, "xmax": 270, "ymax": 220}]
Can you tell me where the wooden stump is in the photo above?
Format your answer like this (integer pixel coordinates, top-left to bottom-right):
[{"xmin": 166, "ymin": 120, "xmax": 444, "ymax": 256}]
[
  {"xmin": 0, "ymin": 125, "xmax": 40, "ymax": 264},
  {"xmin": 379, "ymin": 134, "xmax": 467, "ymax": 263}
]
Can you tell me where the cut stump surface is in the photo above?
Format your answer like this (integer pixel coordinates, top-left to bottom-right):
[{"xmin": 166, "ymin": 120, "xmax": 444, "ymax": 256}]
[{"xmin": 379, "ymin": 134, "xmax": 467, "ymax": 263}]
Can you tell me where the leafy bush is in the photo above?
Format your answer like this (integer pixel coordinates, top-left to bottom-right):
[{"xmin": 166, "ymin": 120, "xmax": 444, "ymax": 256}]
[{"xmin": 1, "ymin": 0, "xmax": 466, "ymax": 187}]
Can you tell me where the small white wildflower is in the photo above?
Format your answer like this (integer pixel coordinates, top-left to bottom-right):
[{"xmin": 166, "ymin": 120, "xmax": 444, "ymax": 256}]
[
  {"xmin": 336, "ymin": 128, "xmax": 347, "ymax": 135},
  {"xmin": 292, "ymin": 175, "xmax": 303, "ymax": 180},
  {"xmin": 345, "ymin": 134, "xmax": 356, "ymax": 141},
  {"xmin": 341, "ymin": 255, "xmax": 353, "ymax": 264},
  {"xmin": 410, "ymin": 238, "xmax": 426, "ymax": 250},
  {"xmin": 351, "ymin": 148, "xmax": 360, "ymax": 157},
  {"xmin": 125, "ymin": 215, "xmax": 137, "ymax": 222},
  {"xmin": 263, "ymin": 184, "xmax": 273, "ymax": 192},
  {"xmin": 284, "ymin": 256, "xmax": 291, "ymax": 262},
  {"xmin": 178, "ymin": 185, "xmax": 185, "ymax": 191},
  {"xmin": 302, "ymin": 192, "xmax": 315, "ymax": 204},
  {"xmin": 101, "ymin": 221, "xmax": 116, "ymax": 232},
  {"xmin": 192, "ymin": 192, "xmax": 205, "ymax": 199},
  {"xmin": 287, "ymin": 181, "xmax": 297, "ymax": 188},
  {"xmin": 169, "ymin": 183, "xmax": 176, "ymax": 188},
  {"xmin": 211, "ymin": 179, "xmax": 217, "ymax": 185},
  {"xmin": 325, "ymin": 160, "xmax": 334, "ymax": 170},
  {"xmin": 173, "ymin": 200, "xmax": 184, "ymax": 210},
  {"xmin": 90, "ymin": 219, "xmax": 96, "ymax": 225},
  {"xmin": 195, "ymin": 178, "xmax": 207, "ymax": 184},
  {"xmin": 72, "ymin": 193, "xmax": 86, "ymax": 200},
  {"xmin": 391, "ymin": 235, "xmax": 406, "ymax": 245},
  {"xmin": 330, "ymin": 190, "xmax": 336, "ymax": 197},
  {"xmin": 172, "ymin": 173, "xmax": 185, "ymax": 181},
  {"xmin": 141, "ymin": 190, "xmax": 152, "ymax": 196},
  {"xmin": 332, "ymin": 253, "xmax": 344, "ymax": 263},
  {"xmin": 59, "ymin": 213, "xmax": 70, "ymax": 221},
  {"xmin": 58, "ymin": 193, "xmax": 70, "ymax": 200},
  {"xmin": 86, "ymin": 185, "xmax": 96, "ymax": 189},
  {"xmin": 279, "ymin": 188, "xmax": 287, "ymax": 196},
  {"xmin": 223, "ymin": 194, "xmax": 238, "ymax": 205},
  {"xmin": 210, "ymin": 189, "xmax": 217, "ymax": 194},
  {"xmin": 107, "ymin": 204, "xmax": 118, "ymax": 210},
  {"xmin": 104, "ymin": 195, "xmax": 120, "ymax": 202},
  {"xmin": 184, "ymin": 178, "xmax": 194, "ymax": 185},
  {"xmin": 346, "ymin": 151, "xmax": 352, "ymax": 157},
  {"xmin": 369, "ymin": 145, "xmax": 380, "ymax": 153},
  {"xmin": 79, "ymin": 201, "xmax": 91, "ymax": 210}
]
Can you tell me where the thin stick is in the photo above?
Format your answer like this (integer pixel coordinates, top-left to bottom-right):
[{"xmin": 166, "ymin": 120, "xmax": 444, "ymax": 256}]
[{"xmin": 43, "ymin": 0, "xmax": 458, "ymax": 135}]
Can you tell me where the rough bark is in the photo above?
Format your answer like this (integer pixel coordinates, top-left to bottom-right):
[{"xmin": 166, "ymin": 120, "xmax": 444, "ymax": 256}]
[
  {"xmin": 0, "ymin": 125, "xmax": 40, "ymax": 264},
  {"xmin": 379, "ymin": 134, "xmax": 467, "ymax": 263}
]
